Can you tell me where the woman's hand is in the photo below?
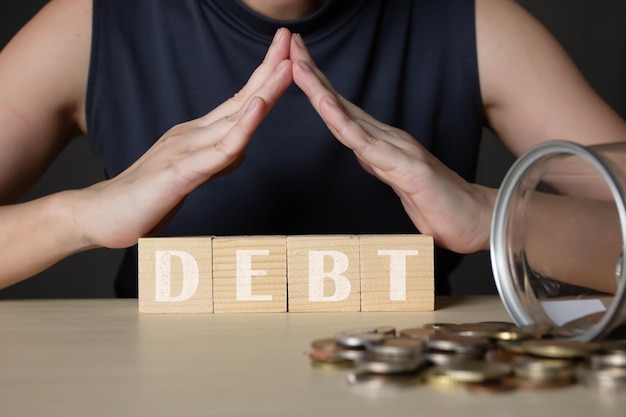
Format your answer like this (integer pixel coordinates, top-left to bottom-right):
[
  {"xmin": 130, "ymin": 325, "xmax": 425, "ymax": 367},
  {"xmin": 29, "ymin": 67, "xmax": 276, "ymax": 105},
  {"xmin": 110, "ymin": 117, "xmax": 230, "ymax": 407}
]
[
  {"xmin": 76, "ymin": 28, "xmax": 294, "ymax": 249},
  {"xmin": 290, "ymin": 33, "xmax": 496, "ymax": 253}
]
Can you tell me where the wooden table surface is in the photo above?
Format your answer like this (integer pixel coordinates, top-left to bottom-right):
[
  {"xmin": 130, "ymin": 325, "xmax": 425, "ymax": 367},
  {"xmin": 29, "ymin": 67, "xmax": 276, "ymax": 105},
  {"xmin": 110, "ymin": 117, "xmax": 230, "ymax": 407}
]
[{"xmin": 1, "ymin": 296, "xmax": 624, "ymax": 417}]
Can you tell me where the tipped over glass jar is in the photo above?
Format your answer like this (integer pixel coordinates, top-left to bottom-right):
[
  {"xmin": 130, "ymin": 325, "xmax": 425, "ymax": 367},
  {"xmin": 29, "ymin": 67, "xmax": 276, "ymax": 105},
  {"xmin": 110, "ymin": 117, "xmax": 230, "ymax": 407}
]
[{"xmin": 491, "ymin": 140, "xmax": 626, "ymax": 341}]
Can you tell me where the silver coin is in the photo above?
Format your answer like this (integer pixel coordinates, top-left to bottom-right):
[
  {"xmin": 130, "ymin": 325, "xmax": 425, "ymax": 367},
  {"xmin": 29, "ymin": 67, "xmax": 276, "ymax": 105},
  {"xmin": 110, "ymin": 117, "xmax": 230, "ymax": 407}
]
[
  {"xmin": 355, "ymin": 354, "xmax": 427, "ymax": 375},
  {"xmin": 346, "ymin": 371, "xmax": 424, "ymax": 388},
  {"xmin": 591, "ymin": 351, "xmax": 626, "ymax": 369},
  {"xmin": 367, "ymin": 337, "xmax": 424, "ymax": 359},
  {"xmin": 577, "ymin": 367, "xmax": 626, "ymax": 390},
  {"xmin": 335, "ymin": 332, "xmax": 387, "ymax": 348}
]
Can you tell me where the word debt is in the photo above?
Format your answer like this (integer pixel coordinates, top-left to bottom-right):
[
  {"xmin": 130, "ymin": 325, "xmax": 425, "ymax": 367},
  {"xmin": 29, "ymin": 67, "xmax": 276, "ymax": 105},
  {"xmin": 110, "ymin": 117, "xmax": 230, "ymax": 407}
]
[{"xmin": 138, "ymin": 235, "xmax": 434, "ymax": 313}]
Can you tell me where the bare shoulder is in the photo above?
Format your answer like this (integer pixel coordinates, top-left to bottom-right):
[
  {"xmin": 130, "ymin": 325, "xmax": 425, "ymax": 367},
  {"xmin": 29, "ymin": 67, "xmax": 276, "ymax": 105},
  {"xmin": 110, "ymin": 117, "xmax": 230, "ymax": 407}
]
[
  {"xmin": 474, "ymin": 0, "xmax": 626, "ymax": 154},
  {"xmin": 0, "ymin": 0, "xmax": 93, "ymax": 202},
  {"xmin": 0, "ymin": 0, "xmax": 93, "ymax": 134}
]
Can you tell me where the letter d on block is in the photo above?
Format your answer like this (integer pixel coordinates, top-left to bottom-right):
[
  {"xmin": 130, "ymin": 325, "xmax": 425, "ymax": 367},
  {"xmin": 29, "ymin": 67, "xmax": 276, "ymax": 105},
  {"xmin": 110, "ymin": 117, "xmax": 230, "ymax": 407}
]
[
  {"xmin": 156, "ymin": 251, "xmax": 199, "ymax": 302},
  {"xmin": 138, "ymin": 237, "xmax": 214, "ymax": 313}
]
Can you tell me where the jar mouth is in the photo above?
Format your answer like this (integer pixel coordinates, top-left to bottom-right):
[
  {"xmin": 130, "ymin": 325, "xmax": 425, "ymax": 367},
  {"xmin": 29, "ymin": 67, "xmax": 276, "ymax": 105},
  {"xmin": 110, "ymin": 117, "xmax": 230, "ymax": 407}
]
[{"xmin": 490, "ymin": 140, "xmax": 626, "ymax": 341}]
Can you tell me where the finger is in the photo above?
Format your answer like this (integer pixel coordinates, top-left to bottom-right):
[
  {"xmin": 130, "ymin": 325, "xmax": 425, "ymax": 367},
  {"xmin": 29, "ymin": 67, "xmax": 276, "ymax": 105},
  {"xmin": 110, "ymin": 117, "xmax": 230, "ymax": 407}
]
[
  {"xmin": 235, "ymin": 27, "xmax": 292, "ymax": 102},
  {"xmin": 200, "ymin": 27, "xmax": 292, "ymax": 124},
  {"xmin": 205, "ymin": 96, "xmax": 266, "ymax": 173},
  {"xmin": 290, "ymin": 33, "xmax": 337, "ymax": 95},
  {"xmin": 194, "ymin": 57, "xmax": 292, "ymax": 137},
  {"xmin": 169, "ymin": 96, "xmax": 267, "ymax": 189},
  {"xmin": 319, "ymin": 95, "xmax": 416, "ymax": 172},
  {"xmin": 291, "ymin": 35, "xmax": 390, "ymax": 132}
]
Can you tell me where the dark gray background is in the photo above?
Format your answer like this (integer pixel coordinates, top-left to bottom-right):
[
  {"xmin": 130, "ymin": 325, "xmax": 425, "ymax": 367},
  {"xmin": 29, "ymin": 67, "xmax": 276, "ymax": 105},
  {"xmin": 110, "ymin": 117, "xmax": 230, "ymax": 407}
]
[{"xmin": 0, "ymin": 0, "xmax": 624, "ymax": 299}]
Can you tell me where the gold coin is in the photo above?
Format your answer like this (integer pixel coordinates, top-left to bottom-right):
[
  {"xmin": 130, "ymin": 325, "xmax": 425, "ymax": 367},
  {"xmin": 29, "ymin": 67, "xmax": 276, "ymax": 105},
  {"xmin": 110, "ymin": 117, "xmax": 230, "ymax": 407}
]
[
  {"xmin": 491, "ymin": 323, "xmax": 553, "ymax": 341},
  {"xmin": 446, "ymin": 322, "xmax": 515, "ymax": 338},
  {"xmin": 425, "ymin": 367, "xmax": 464, "ymax": 390},
  {"xmin": 521, "ymin": 339, "xmax": 600, "ymax": 359},
  {"xmin": 442, "ymin": 360, "xmax": 512, "ymax": 383}
]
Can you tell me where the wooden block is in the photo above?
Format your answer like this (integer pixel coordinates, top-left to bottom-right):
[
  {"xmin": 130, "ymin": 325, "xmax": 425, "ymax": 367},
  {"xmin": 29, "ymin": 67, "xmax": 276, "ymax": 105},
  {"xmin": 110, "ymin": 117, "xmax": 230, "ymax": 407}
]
[
  {"xmin": 212, "ymin": 236, "xmax": 287, "ymax": 313},
  {"xmin": 138, "ymin": 237, "xmax": 214, "ymax": 313},
  {"xmin": 287, "ymin": 235, "xmax": 360, "ymax": 312},
  {"xmin": 359, "ymin": 235, "xmax": 434, "ymax": 312}
]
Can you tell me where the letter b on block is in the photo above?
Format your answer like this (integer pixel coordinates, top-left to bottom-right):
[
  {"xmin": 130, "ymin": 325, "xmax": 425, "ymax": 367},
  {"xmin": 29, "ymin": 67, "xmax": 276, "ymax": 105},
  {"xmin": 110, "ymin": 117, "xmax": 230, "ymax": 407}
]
[
  {"xmin": 287, "ymin": 235, "xmax": 360, "ymax": 312},
  {"xmin": 139, "ymin": 237, "xmax": 214, "ymax": 313}
]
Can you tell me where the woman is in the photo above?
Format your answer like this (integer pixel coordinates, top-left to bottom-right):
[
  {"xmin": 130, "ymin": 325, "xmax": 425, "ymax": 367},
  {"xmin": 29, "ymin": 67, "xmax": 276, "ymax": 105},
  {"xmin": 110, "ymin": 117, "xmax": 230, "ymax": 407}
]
[{"xmin": 0, "ymin": 0, "xmax": 624, "ymax": 296}]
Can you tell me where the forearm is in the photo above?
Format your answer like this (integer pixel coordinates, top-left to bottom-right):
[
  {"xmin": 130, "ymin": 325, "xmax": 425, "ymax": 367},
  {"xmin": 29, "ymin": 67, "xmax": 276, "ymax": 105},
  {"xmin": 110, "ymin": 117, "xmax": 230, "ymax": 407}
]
[
  {"xmin": 0, "ymin": 190, "xmax": 92, "ymax": 289},
  {"xmin": 520, "ymin": 193, "xmax": 620, "ymax": 294}
]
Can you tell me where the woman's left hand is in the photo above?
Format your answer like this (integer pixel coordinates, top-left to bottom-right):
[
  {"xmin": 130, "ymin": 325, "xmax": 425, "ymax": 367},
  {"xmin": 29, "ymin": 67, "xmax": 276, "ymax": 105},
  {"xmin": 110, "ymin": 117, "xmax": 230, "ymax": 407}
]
[{"xmin": 290, "ymin": 33, "xmax": 496, "ymax": 253}]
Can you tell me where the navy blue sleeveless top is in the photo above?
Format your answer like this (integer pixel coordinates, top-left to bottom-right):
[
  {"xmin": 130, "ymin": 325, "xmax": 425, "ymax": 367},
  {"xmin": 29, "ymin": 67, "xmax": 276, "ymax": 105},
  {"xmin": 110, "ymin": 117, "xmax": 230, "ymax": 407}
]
[{"xmin": 87, "ymin": 0, "xmax": 484, "ymax": 297}]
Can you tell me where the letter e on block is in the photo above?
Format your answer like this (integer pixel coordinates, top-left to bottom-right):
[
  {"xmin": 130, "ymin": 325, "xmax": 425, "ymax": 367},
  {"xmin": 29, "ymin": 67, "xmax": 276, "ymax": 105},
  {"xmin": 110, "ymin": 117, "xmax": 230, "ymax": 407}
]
[
  {"xmin": 212, "ymin": 236, "xmax": 287, "ymax": 313},
  {"xmin": 287, "ymin": 235, "xmax": 360, "ymax": 312},
  {"xmin": 138, "ymin": 237, "xmax": 214, "ymax": 313},
  {"xmin": 360, "ymin": 235, "xmax": 434, "ymax": 311}
]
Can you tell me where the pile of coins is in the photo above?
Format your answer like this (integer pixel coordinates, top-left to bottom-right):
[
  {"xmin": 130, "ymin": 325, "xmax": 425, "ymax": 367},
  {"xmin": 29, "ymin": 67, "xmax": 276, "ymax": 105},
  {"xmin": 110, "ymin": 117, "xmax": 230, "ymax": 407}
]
[{"xmin": 307, "ymin": 321, "xmax": 626, "ymax": 394}]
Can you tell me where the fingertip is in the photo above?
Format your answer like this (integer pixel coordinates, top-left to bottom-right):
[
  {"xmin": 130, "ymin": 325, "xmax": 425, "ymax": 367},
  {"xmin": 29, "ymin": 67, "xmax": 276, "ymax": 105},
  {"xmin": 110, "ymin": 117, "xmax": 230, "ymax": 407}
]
[{"xmin": 292, "ymin": 33, "xmax": 305, "ymax": 47}]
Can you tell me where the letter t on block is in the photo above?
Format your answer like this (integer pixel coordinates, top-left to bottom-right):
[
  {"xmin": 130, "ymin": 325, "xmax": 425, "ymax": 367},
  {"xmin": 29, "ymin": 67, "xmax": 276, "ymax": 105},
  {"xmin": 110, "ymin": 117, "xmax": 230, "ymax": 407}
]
[
  {"xmin": 138, "ymin": 237, "xmax": 214, "ymax": 313},
  {"xmin": 360, "ymin": 235, "xmax": 434, "ymax": 311}
]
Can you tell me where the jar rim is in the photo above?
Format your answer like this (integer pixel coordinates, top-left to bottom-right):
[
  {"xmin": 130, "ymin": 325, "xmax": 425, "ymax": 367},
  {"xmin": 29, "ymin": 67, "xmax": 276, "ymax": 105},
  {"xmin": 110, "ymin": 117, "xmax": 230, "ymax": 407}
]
[{"xmin": 490, "ymin": 140, "xmax": 626, "ymax": 341}]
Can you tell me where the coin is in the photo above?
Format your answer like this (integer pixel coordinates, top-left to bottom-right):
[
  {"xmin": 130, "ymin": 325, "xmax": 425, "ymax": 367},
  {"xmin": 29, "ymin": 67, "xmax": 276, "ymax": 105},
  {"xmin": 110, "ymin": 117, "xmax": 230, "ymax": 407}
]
[
  {"xmin": 445, "ymin": 322, "xmax": 515, "ymax": 338},
  {"xmin": 309, "ymin": 354, "xmax": 355, "ymax": 371},
  {"xmin": 577, "ymin": 367, "xmax": 626, "ymax": 390},
  {"xmin": 425, "ymin": 351, "xmax": 474, "ymax": 366},
  {"xmin": 515, "ymin": 377, "xmax": 575, "ymax": 390},
  {"xmin": 441, "ymin": 360, "xmax": 512, "ymax": 383},
  {"xmin": 422, "ymin": 322, "xmax": 457, "ymax": 330},
  {"xmin": 367, "ymin": 337, "xmax": 424, "ymax": 359},
  {"xmin": 424, "ymin": 366, "xmax": 464, "ymax": 390},
  {"xmin": 485, "ymin": 348, "xmax": 518, "ymax": 364},
  {"xmin": 521, "ymin": 339, "xmax": 600, "ymax": 359},
  {"xmin": 355, "ymin": 354, "xmax": 427, "ymax": 375},
  {"xmin": 512, "ymin": 356, "xmax": 576, "ymax": 381},
  {"xmin": 491, "ymin": 322, "xmax": 553, "ymax": 341},
  {"xmin": 591, "ymin": 351, "xmax": 626, "ymax": 369},
  {"xmin": 398, "ymin": 327, "xmax": 439, "ymax": 341},
  {"xmin": 335, "ymin": 332, "xmax": 388, "ymax": 348},
  {"xmin": 498, "ymin": 340, "xmax": 527, "ymax": 354},
  {"xmin": 426, "ymin": 332, "xmax": 491, "ymax": 355},
  {"xmin": 310, "ymin": 338, "xmax": 366, "ymax": 361},
  {"xmin": 465, "ymin": 378, "xmax": 517, "ymax": 395},
  {"xmin": 346, "ymin": 371, "xmax": 424, "ymax": 388},
  {"xmin": 375, "ymin": 326, "xmax": 397, "ymax": 336}
]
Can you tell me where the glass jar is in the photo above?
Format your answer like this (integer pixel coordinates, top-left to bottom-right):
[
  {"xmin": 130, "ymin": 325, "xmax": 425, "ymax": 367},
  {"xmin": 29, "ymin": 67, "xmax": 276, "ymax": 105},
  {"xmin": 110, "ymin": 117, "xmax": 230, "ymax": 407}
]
[{"xmin": 491, "ymin": 140, "xmax": 626, "ymax": 341}]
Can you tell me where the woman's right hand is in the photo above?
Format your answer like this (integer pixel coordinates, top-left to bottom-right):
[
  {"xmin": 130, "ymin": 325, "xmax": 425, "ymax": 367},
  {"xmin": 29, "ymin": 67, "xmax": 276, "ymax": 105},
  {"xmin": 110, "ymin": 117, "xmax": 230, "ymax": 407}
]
[{"xmin": 76, "ymin": 28, "xmax": 293, "ymax": 250}]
